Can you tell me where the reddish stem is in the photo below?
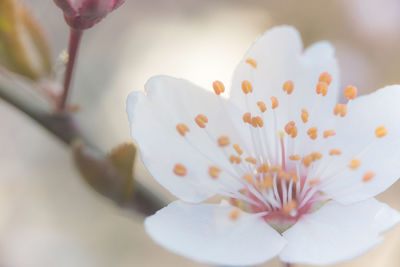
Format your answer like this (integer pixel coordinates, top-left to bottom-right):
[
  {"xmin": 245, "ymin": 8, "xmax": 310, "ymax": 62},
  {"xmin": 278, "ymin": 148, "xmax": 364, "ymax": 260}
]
[{"xmin": 58, "ymin": 28, "xmax": 83, "ymax": 111}]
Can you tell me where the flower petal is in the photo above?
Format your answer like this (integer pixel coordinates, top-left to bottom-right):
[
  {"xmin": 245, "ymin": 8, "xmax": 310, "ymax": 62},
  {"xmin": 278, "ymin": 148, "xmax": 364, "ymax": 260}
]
[
  {"xmin": 127, "ymin": 76, "xmax": 246, "ymax": 203},
  {"xmin": 318, "ymin": 85, "xmax": 400, "ymax": 204},
  {"xmin": 280, "ymin": 198, "xmax": 400, "ymax": 265},
  {"xmin": 145, "ymin": 201, "xmax": 286, "ymax": 266}
]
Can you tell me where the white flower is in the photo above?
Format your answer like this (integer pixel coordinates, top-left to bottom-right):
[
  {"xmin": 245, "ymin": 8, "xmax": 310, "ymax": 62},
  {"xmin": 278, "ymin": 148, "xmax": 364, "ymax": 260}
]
[{"xmin": 126, "ymin": 26, "xmax": 400, "ymax": 266}]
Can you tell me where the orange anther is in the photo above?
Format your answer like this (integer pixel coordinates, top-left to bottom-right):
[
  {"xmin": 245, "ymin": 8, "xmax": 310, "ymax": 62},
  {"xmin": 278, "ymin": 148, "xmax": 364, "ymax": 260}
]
[
  {"xmin": 271, "ymin": 96, "xmax": 279, "ymax": 109},
  {"xmin": 334, "ymin": 104, "xmax": 347, "ymax": 117},
  {"xmin": 311, "ymin": 152, "xmax": 323, "ymax": 161},
  {"xmin": 291, "ymin": 127, "xmax": 298, "ymax": 138},
  {"xmin": 344, "ymin": 85, "xmax": 357, "ymax": 100},
  {"xmin": 270, "ymin": 165, "xmax": 282, "ymax": 172},
  {"xmin": 329, "ymin": 149, "xmax": 342, "ymax": 156},
  {"xmin": 258, "ymin": 175, "xmax": 273, "ymax": 189},
  {"xmin": 349, "ymin": 158, "xmax": 361, "ymax": 169},
  {"xmin": 212, "ymin": 80, "xmax": 225, "ymax": 95},
  {"xmin": 319, "ymin": 72, "xmax": 332, "ymax": 85},
  {"xmin": 289, "ymin": 154, "xmax": 301, "ymax": 161},
  {"xmin": 245, "ymin": 58, "xmax": 258, "ymax": 68},
  {"xmin": 173, "ymin": 164, "xmax": 187, "ymax": 176},
  {"xmin": 375, "ymin": 126, "xmax": 387, "ymax": 138},
  {"xmin": 307, "ymin": 127, "xmax": 318, "ymax": 140},
  {"xmin": 302, "ymin": 155, "xmax": 313, "ymax": 167},
  {"xmin": 255, "ymin": 116, "xmax": 263, "ymax": 127},
  {"xmin": 257, "ymin": 101, "xmax": 267, "ymax": 113},
  {"xmin": 195, "ymin": 114, "xmax": 208, "ymax": 128},
  {"xmin": 243, "ymin": 173, "xmax": 253, "ymax": 184},
  {"xmin": 229, "ymin": 155, "xmax": 241, "ymax": 164},
  {"xmin": 241, "ymin": 80, "xmax": 253, "ymax": 94},
  {"xmin": 257, "ymin": 162, "xmax": 269, "ymax": 173},
  {"xmin": 289, "ymin": 170, "xmax": 299, "ymax": 182},
  {"xmin": 309, "ymin": 179, "xmax": 321, "ymax": 186},
  {"xmin": 323, "ymin": 130, "xmax": 336, "ymax": 138},
  {"xmin": 316, "ymin": 81, "xmax": 328, "ymax": 96},
  {"xmin": 301, "ymin": 109, "xmax": 309, "ymax": 123},
  {"xmin": 218, "ymin": 136, "xmax": 230, "ymax": 147},
  {"xmin": 209, "ymin": 166, "xmax": 221, "ymax": 179},
  {"xmin": 278, "ymin": 170, "xmax": 290, "ymax": 180},
  {"xmin": 285, "ymin": 121, "xmax": 295, "ymax": 135},
  {"xmin": 283, "ymin": 80, "xmax": 294, "ymax": 95},
  {"xmin": 363, "ymin": 172, "xmax": 375, "ymax": 182},
  {"xmin": 243, "ymin": 112, "xmax": 251, "ymax": 124},
  {"xmin": 233, "ymin": 144, "xmax": 243, "ymax": 155},
  {"xmin": 230, "ymin": 209, "xmax": 240, "ymax": 220},
  {"xmin": 283, "ymin": 200, "xmax": 298, "ymax": 215},
  {"xmin": 176, "ymin": 123, "xmax": 189, "ymax": 136},
  {"xmin": 245, "ymin": 157, "xmax": 257, "ymax": 165}
]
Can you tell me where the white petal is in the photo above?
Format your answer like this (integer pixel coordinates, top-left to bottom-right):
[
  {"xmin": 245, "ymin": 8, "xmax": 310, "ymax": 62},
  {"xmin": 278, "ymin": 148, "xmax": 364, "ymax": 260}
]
[
  {"xmin": 280, "ymin": 198, "xmax": 400, "ymax": 265},
  {"xmin": 145, "ymin": 201, "xmax": 286, "ymax": 266},
  {"xmin": 318, "ymin": 85, "xmax": 400, "ymax": 204},
  {"xmin": 230, "ymin": 26, "xmax": 340, "ymax": 129},
  {"xmin": 127, "ymin": 76, "xmax": 246, "ymax": 203}
]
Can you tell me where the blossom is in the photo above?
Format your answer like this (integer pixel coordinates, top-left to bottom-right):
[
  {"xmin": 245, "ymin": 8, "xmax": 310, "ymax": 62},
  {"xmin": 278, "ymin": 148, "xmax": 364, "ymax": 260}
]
[
  {"xmin": 126, "ymin": 26, "xmax": 400, "ymax": 266},
  {"xmin": 53, "ymin": 0, "xmax": 124, "ymax": 29}
]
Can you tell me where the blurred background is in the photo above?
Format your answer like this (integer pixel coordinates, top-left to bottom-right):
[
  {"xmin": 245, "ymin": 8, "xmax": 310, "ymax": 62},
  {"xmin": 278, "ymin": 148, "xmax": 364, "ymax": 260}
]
[{"xmin": 1, "ymin": 0, "xmax": 400, "ymax": 266}]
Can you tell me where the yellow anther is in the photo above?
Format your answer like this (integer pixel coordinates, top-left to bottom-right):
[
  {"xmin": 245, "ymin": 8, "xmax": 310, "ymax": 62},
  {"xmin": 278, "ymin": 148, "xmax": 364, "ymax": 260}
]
[
  {"xmin": 289, "ymin": 170, "xmax": 299, "ymax": 182},
  {"xmin": 309, "ymin": 179, "xmax": 321, "ymax": 186},
  {"xmin": 375, "ymin": 126, "xmax": 387, "ymax": 138},
  {"xmin": 307, "ymin": 127, "xmax": 318, "ymax": 140},
  {"xmin": 229, "ymin": 155, "xmax": 241, "ymax": 164},
  {"xmin": 271, "ymin": 96, "xmax": 279, "ymax": 109},
  {"xmin": 233, "ymin": 144, "xmax": 243, "ymax": 155},
  {"xmin": 302, "ymin": 155, "xmax": 313, "ymax": 167},
  {"xmin": 195, "ymin": 114, "xmax": 208, "ymax": 128},
  {"xmin": 243, "ymin": 112, "xmax": 251, "ymax": 124},
  {"xmin": 173, "ymin": 164, "xmax": 187, "ymax": 176},
  {"xmin": 319, "ymin": 72, "xmax": 332, "ymax": 85},
  {"xmin": 349, "ymin": 158, "xmax": 361, "ymax": 169},
  {"xmin": 301, "ymin": 109, "xmax": 309, "ymax": 123},
  {"xmin": 279, "ymin": 130, "xmax": 285, "ymax": 139},
  {"xmin": 283, "ymin": 80, "xmax": 294, "ymax": 95},
  {"xmin": 230, "ymin": 209, "xmax": 240, "ymax": 220},
  {"xmin": 289, "ymin": 154, "xmax": 301, "ymax": 161},
  {"xmin": 176, "ymin": 123, "xmax": 189, "ymax": 136},
  {"xmin": 329, "ymin": 149, "xmax": 342, "ymax": 156},
  {"xmin": 258, "ymin": 175, "xmax": 273, "ymax": 189},
  {"xmin": 212, "ymin": 80, "xmax": 225, "ymax": 95},
  {"xmin": 334, "ymin": 103, "xmax": 347, "ymax": 117},
  {"xmin": 270, "ymin": 165, "xmax": 282, "ymax": 172},
  {"xmin": 311, "ymin": 152, "xmax": 323, "ymax": 161},
  {"xmin": 245, "ymin": 157, "xmax": 257, "ymax": 165},
  {"xmin": 323, "ymin": 130, "xmax": 336, "ymax": 138},
  {"xmin": 241, "ymin": 80, "xmax": 253, "ymax": 94},
  {"xmin": 245, "ymin": 58, "xmax": 257, "ymax": 68},
  {"xmin": 316, "ymin": 81, "xmax": 328, "ymax": 96},
  {"xmin": 363, "ymin": 172, "xmax": 375, "ymax": 182},
  {"xmin": 283, "ymin": 200, "xmax": 298, "ymax": 215},
  {"xmin": 257, "ymin": 101, "xmax": 267, "ymax": 113},
  {"xmin": 257, "ymin": 162, "xmax": 269, "ymax": 173},
  {"xmin": 344, "ymin": 85, "xmax": 357, "ymax": 100},
  {"xmin": 209, "ymin": 166, "xmax": 221, "ymax": 179},
  {"xmin": 243, "ymin": 173, "xmax": 253, "ymax": 184},
  {"xmin": 218, "ymin": 136, "xmax": 230, "ymax": 147}
]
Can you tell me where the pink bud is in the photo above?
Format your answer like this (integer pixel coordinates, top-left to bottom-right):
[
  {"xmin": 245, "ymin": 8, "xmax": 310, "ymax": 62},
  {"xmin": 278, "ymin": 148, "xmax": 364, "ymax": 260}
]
[{"xmin": 53, "ymin": 0, "xmax": 125, "ymax": 30}]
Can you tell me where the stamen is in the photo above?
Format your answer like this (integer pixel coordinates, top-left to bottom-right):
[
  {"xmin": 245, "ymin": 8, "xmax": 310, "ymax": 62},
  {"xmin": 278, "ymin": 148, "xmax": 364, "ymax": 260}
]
[
  {"xmin": 311, "ymin": 152, "xmax": 323, "ymax": 161},
  {"xmin": 271, "ymin": 96, "xmax": 279, "ymax": 109},
  {"xmin": 257, "ymin": 101, "xmax": 267, "ymax": 113},
  {"xmin": 349, "ymin": 158, "xmax": 361, "ymax": 169},
  {"xmin": 257, "ymin": 174, "xmax": 273, "ymax": 189},
  {"xmin": 230, "ymin": 209, "xmax": 240, "ymax": 220},
  {"xmin": 243, "ymin": 112, "xmax": 251, "ymax": 123},
  {"xmin": 245, "ymin": 157, "xmax": 257, "ymax": 164},
  {"xmin": 363, "ymin": 172, "xmax": 375, "ymax": 182},
  {"xmin": 173, "ymin": 164, "xmax": 187, "ymax": 176},
  {"xmin": 176, "ymin": 123, "xmax": 189, "ymax": 136},
  {"xmin": 233, "ymin": 144, "xmax": 243, "ymax": 155},
  {"xmin": 323, "ymin": 130, "xmax": 336, "ymax": 138},
  {"xmin": 283, "ymin": 80, "xmax": 294, "ymax": 95},
  {"xmin": 375, "ymin": 126, "xmax": 387, "ymax": 138},
  {"xmin": 302, "ymin": 155, "xmax": 313, "ymax": 167},
  {"xmin": 301, "ymin": 109, "xmax": 309, "ymax": 123},
  {"xmin": 316, "ymin": 81, "xmax": 328, "ymax": 96},
  {"xmin": 289, "ymin": 170, "xmax": 299, "ymax": 182},
  {"xmin": 283, "ymin": 200, "xmax": 298, "ymax": 215},
  {"xmin": 334, "ymin": 104, "xmax": 347, "ymax": 117},
  {"xmin": 195, "ymin": 114, "xmax": 208, "ymax": 128},
  {"xmin": 284, "ymin": 121, "xmax": 298, "ymax": 138},
  {"xmin": 270, "ymin": 165, "xmax": 282, "ymax": 172},
  {"xmin": 218, "ymin": 136, "xmax": 230, "ymax": 147},
  {"xmin": 307, "ymin": 127, "xmax": 318, "ymax": 140},
  {"xmin": 245, "ymin": 58, "xmax": 257, "ymax": 68},
  {"xmin": 251, "ymin": 116, "xmax": 264, "ymax": 128},
  {"xmin": 344, "ymin": 85, "xmax": 357, "ymax": 100},
  {"xmin": 209, "ymin": 166, "xmax": 221, "ymax": 179},
  {"xmin": 229, "ymin": 155, "xmax": 242, "ymax": 164},
  {"xmin": 241, "ymin": 80, "xmax": 253, "ymax": 94},
  {"xmin": 212, "ymin": 80, "xmax": 225, "ymax": 95},
  {"xmin": 257, "ymin": 162, "xmax": 269, "ymax": 173},
  {"xmin": 289, "ymin": 154, "xmax": 301, "ymax": 161},
  {"xmin": 243, "ymin": 173, "xmax": 253, "ymax": 184},
  {"xmin": 329, "ymin": 149, "xmax": 342, "ymax": 156},
  {"xmin": 309, "ymin": 179, "xmax": 321, "ymax": 186},
  {"xmin": 319, "ymin": 72, "xmax": 332, "ymax": 85}
]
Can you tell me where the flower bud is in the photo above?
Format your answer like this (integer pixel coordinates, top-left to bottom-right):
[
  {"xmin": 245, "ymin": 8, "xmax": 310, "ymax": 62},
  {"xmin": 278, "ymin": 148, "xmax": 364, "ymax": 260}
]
[{"xmin": 53, "ymin": 0, "xmax": 125, "ymax": 30}]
